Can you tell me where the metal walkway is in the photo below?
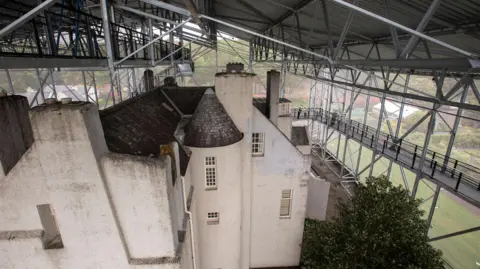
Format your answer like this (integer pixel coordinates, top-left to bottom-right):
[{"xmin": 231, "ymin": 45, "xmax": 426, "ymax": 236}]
[{"xmin": 295, "ymin": 108, "xmax": 480, "ymax": 208}]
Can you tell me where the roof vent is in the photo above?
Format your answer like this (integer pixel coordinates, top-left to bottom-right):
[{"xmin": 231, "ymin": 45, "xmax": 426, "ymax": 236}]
[{"xmin": 226, "ymin": 63, "xmax": 244, "ymax": 73}]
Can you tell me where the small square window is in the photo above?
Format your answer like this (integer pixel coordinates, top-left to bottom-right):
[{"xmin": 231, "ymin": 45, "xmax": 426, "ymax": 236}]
[
  {"xmin": 279, "ymin": 103, "xmax": 291, "ymax": 115},
  {"xmin": 207, "ymin": 212, "xmax": 219, "ymax": 224},
  {"xmin": 252, "ymin": 133, "xmax": 265, "ymax": 156},
  {"xmin": 205, "ymin": 157, "xmax": 217, "ymax": 189}
]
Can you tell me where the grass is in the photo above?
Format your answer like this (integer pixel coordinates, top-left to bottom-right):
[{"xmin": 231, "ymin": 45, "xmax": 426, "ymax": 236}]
[{"xmin": 323, "ymin": 131, "xmax": 480, "ymax": 269}]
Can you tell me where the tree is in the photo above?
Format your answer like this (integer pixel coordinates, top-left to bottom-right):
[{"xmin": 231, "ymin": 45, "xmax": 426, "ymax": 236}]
[{"xmin": 301, "ymin": 176, "xmax": 444, "ymax": 269}]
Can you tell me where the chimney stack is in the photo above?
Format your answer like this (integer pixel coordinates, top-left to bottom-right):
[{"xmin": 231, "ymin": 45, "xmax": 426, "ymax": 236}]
[{"xmin": 266, "ymin": 69, "xmax": 280, "ymax": 126}]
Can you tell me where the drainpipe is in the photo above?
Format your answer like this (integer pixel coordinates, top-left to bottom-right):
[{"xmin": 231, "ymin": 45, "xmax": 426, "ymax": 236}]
[{"xmin": 181, "ymin": 176, "xmax": 196, "ymax": 269}]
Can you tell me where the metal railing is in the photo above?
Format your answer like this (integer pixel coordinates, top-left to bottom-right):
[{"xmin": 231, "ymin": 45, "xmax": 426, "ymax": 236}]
[{"xmin": 293, "ymin": 108, "xmax": 480, "ymax": 193}]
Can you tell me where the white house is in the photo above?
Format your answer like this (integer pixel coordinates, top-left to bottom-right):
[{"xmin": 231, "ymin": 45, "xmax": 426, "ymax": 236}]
[
  {"xmin": 0, "ymin": 64, "xmax": 328, "ymax": 269},
  {"xmin": 373, "ymin": 99, "xmax": 419, "ymax": 119}
]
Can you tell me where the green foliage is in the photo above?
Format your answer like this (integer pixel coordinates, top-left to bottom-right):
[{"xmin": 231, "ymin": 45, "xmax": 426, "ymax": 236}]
[{"xmin": 301, "ymin": 176, "xmax": 444, "ymax": 269}]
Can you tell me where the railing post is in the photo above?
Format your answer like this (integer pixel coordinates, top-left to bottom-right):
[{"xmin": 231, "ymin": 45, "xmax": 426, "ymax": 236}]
[
  {"xmin": 386, "ymin": 134, "xmax": 389, "ymax": 146},
  {"xmin": 452, "ymin": 159, "xmax": 458, "ymax": 178},
  {"xmin": 455, "ymin": 172, "xmax": 462, "ymax": 191},
  {"xmin": 414, "ymin": 145, "xmax": 418, "ymax": 154},
  {"xmin": 352, "ymin": 126, "xmax": 355, "ymax": 136},
  {"xmin": 431, "ymin": 161, "xmax": 437, "ymax": 178},
  {"xmin": 370, "ymin": 135, "xmax": 374, "ymax": 148},
  {"xmin": 361, "ymin": 130, "xmax": 364, "ymax": 141},
  {"xmin": 396, "ymin": 143, "xmax": 401, "ymax": 160},
  {"xmin": 412, "ymin": 153, "xmax": 417, "ymax": 168},
  {"xmin": 430, "ymin": 152, "xmax": 436, "ymax": 168},
  {"xmin": 382, "ymin": 140, "xmax": 386, "ymax": 153}
]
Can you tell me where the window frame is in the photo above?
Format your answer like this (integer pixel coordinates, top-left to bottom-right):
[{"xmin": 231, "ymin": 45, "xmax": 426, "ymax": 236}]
[
  {"xmin": 207, "ymin": 212, "xmax": 220, "ymax": 224},
  {"xmin": 279, "ymin": 103, "xmax": 291, "ymax": 115},
  {"xmin": 252, "ymin": 133, "xmax": 265, "ymax": 157},
  {"xmin": 205, "ymin": 156, "xmax": 217, "ymax": 190},
  {"xmin": 279, "ymin": 189, "xmax": 293, "ymax": 219}
]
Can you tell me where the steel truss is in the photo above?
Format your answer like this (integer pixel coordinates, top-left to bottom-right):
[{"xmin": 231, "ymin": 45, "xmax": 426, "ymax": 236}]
[{"xmin": 1, "ymin": 0, "xmax": 480, "ymax": 257}]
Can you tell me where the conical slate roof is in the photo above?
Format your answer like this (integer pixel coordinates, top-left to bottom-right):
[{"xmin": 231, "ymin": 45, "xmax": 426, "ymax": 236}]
[{"xmin": 184, "ymin": 89, "xmax": 243, "ymax": 148}]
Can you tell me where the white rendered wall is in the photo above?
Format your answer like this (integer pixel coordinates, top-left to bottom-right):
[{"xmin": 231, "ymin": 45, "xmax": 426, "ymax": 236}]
[
  {"xmin": 278, "ymin": 116, "xmax": 293, "ymax": 140},
  {"xmin": 101, "ymin": 153, "xmax": 178, "ymax": 258},
  {"xmin": 187, "ymin": 142, "xmax": 243, "ymax": 269},
  {"xmin": 250, "ymin": 108, "xmax": 309, "ymax": 268},
  {"xmin": 306, "ymin": 178, "xmax": 330, "ymax": 221},
  {"xmin": 0, "ymin": 103, "xmax": 187, "ymax": 269},
  {"xmin": 215, "ymin": 73, "xmax": 254, "ymax": 269}
]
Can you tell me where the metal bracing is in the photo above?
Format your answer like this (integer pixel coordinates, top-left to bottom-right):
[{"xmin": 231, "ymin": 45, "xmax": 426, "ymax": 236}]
[
  {"xmin": 0, "ymin": 0, "xmax": 58, "ymax": 38},
  {"xmin": 428, "ymin": 226, "xmax": 480, "ymax": 243},
  {"xmin": 330, "ymin": 0, "xmax": 477, "ymax": 58}
]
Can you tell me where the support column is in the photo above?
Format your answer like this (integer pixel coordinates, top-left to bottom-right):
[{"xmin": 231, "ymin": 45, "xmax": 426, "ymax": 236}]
[
  {"xmin": 411, "ymin": 109, "xmax": 436, "ymax": 197},
  {"xmin": 100, "ymin": 0, "xmax": 118, "ymax": 104},
  {"xmin": 248, "ymin": 40, "xmax": 253, "ymax": 72},
  {"xmin": 5, "ymin": 69, "xmax": 14, "ymax": 94},
  {"xmin": 148, "ymin": 18, "xmax": 155, "ymax": 66},
  {"xmin": 144, "ymin": 69, "xmax": 154, "ymax": 92},
  {"xmin": 442, "ymin": 85, "xmax": 468, "ymax": 171}
]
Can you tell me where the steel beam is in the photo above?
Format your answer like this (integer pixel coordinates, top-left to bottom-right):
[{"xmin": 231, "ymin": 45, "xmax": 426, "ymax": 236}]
[
  {"xmin": 262, "ymin": 0, "xmax": 316, "ymax": 32},
  {"xmin": 138, "ymin": 0, "xmax": 191, "ymax": 16},
  {"xmin": 400, "ymin": 0, "xmax": 443, "ymax": 58},
  {"xmin": 428, "ymin": 226, "xmax": 480, "ymax": 243},
  {"xmin": 307, "ymin": 75, "xmax": 480, "ymax": 111},
  {"xmin": 0, "ymin": 0, "xmax": 58, "ymax": 38},
  {"xmin": 115, "ymin": 18, "xmax": 192, "ymax": 66},
  {"xmin": 331, "ymin": 0, "xmax": 478, "ymax": 58},
  {"xmin": 113, "ymin": 4, "xmax": 178, "ymax": 25},
  {"xmin": 333, "ymin": 0, "xmax": 359, "ymax": 60},
  {"xmin": 426, "ymin": 185, "xmax": 441, "ymax": 229}
]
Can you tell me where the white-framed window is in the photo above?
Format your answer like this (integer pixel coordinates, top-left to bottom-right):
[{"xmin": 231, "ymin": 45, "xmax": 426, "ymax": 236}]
[
  {"xmin": 252, "ymin": 133, "xmax": 265, "ymax": 156},
  {"xmin": 205, "ymin": 157, "xmax": 217, "ymax": 189},
  {"xmin": 207, "ymin": 212, "xmax": 219, "ymax": 224},
  {"xmin": 279, "ymin": 189, "xmax": 292, "ymax": 218},
  {"xmin": 279, "ymin": 103, "xmax": 291, "ymax": 115}
]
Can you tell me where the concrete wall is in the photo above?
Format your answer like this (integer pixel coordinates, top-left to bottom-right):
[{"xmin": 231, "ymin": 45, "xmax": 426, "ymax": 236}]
[
  {"xmin": 278, "ymin": 116, "xmax": 292, "ymax": 140},
  {"xmin": 250, "ymin": 108, "xmax": 309, "ymax": 268},
  {"xmin": 0, "ymin": 95, "xmax": 33, "ymax": 178},
  {"xmin": 0, "ymin": 103, "xmax": 188, "ymax": 269},
  {"xmin": 306, "ymin": 178, "xmax": 330, "ymax": 221},
  {"xmin": 187, "ymin": 142, "xmax": 243, "ymax": 269}
]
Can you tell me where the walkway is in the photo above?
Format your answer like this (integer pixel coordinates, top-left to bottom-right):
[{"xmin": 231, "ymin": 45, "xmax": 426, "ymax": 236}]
[{"xmin": 295, "ymin": 108, "xmax": 480, "ymax": 208}]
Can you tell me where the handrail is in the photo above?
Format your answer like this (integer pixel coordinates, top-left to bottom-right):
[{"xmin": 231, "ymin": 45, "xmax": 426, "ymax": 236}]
[{"xmin": 293, "ymin": 107, "xmax": 480, "ymax": 193}]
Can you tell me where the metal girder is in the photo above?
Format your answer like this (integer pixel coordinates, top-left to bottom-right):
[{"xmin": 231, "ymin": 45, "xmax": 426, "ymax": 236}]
[
  {"xmin": 0, "ymin": 56, "xmax": 174, "ymax": 70},
  {"xmin": 262, "ymin": 0, "xmax": 315, "ymax": 32},
  {"xmin": 428, "ymin": 226, "xmax": 480, "ymax": 243},
  {"xmin": 235, "ymin": 0, "xmax": 275, "ymax": 23},
  {"xmin": 333, "ymin": 0, "xmax": 359, "ymax": 60},
  {"xmin": 0, "ymin": 0, "xmax": 59, "ymax": 38},
  {"xmin": 307, "ymin": 75, "xmax": 480, "ymax": 111},
  {"xmin": 331, "ymin": 0, "xmax": 478, "ymax": 58},
  {"xmin": 138, "ymin": 0, "xmax": 191, "ymax": 16},
  {"xmin": 113, "ymin": 4, "xmax": 178, "ymax": 24},
  {"xmin": 256, "ymin": 58, "xmax": 474, "ymax": 70},
  {"xmin": 400, "ymin": 0, "xmax": 443, "ymax": 58}
]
